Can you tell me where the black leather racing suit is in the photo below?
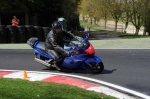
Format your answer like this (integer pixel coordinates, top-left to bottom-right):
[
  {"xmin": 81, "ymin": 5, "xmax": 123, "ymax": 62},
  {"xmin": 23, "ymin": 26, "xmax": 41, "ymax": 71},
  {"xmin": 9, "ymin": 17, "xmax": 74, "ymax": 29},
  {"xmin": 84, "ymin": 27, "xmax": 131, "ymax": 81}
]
[{"xmin": 45, "ymin": 30, "xmax": 74, "ymax": 63}]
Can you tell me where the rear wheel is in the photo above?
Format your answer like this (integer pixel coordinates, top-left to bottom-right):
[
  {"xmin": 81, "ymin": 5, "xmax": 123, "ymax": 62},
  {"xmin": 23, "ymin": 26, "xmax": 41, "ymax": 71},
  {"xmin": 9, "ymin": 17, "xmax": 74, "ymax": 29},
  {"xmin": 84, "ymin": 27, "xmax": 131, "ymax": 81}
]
[{"xmin": 87, "ymin": 62, "xmax": 104, "ymax": 73}]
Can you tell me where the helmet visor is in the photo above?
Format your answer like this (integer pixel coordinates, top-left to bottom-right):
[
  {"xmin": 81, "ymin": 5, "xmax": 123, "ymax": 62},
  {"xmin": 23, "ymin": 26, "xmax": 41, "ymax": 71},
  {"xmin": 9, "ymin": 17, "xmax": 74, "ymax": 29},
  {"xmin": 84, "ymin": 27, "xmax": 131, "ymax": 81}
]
[{"xmin": 55, "ymin": 28, "xmax": 61, "ymax": 34}]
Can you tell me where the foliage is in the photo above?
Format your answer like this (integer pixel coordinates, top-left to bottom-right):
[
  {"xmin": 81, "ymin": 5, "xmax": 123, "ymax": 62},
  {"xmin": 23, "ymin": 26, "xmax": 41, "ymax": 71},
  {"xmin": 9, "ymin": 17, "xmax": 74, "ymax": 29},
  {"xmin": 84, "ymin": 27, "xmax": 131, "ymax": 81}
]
[
  {"xmin": 0, "ymin": 0, "xmax": 81, "ymax": 28},
  {"xmin": 37, "ymin": 0, "xmax": 81, "ymax": 28},
  {"xmin": 61, "ymin": 0, "xmax": 81, "ymax": 30},
  {"xmin": 0, "ymin": 0, "xmax": 44, "ymax": 14},
  {"xmin": 138, "ymin": 0, "xmax": 150, "ymax": 35},
  {"xmin": 120, "ymin": 0, "xmax": 134, "ymax": 33},
  {"xmin": 78, "ymin": 0, "xmax": 150, "ymax": 35},
  {"xmin": 80, "ymin": 20, "xmax": 150, "ymax": 38}
]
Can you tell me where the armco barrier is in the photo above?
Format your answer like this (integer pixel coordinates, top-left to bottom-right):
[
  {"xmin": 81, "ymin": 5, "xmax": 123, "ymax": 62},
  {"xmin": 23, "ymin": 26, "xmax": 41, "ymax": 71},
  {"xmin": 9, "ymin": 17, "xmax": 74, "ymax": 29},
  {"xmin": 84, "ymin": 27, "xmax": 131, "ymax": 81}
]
[
  {"xmin": 0, "ymin": 25, "xmax": 7, "ymax": 43},
  {"xmin": 0, "ymin": 25, "xmax": 51, "ymax": 43},
  {"xmin": 17, "ymin": 25, "xmax": 26, "ymax": 43}
]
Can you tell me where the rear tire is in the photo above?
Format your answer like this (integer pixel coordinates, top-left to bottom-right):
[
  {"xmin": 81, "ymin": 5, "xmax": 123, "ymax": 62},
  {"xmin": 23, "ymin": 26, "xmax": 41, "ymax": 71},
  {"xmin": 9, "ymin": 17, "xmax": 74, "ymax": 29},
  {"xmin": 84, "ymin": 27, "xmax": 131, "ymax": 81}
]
[{"xmin": 87, "ymin": 62, "xmax": 104, "ymax": 73}]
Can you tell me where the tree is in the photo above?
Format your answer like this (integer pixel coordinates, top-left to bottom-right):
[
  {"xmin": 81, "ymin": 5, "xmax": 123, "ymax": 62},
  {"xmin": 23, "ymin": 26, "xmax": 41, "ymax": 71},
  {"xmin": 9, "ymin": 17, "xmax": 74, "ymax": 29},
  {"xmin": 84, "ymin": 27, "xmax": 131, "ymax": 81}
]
[
  {"xmin": 130, "ymin": 0, "xmax": 143, "ymax": 35},
  {"xmin": 78, "ymin": 0, "xmax": 98, "ymax": 25},
  {"xmin": 78, "ymin": 0, "xmax": 111, "ymax": 28},
  {"xmin": 0, "ymin": 0, "xmax": 44, "ymax": 13},
  {"xmin": 0, "ymin": 0, "xmax": 81, "ymax": 28},
  {"xmin": 61, "ymin": 0, "xmax": 81, "ymax": 29},
  {"xmin": 102, "ymin": 0, "xmax": 124, "ymax": 31},
  {"xmin": 138, "ymin": 0, "xmax": 150, "ymax": 35},
  {"xmin": 78, "ymin": 0, "xmax": 88, "ymax": 21},
  {"xmin": 121, "ymin": 0, "xmax": 133, "ymax": 33},
  {"xmin": 0, "ymin": 0, "xmax": 44, "ymax": 25},
  {"xmin": 95, "ymin": 0, "xmax": 110, "ymax": 28}
]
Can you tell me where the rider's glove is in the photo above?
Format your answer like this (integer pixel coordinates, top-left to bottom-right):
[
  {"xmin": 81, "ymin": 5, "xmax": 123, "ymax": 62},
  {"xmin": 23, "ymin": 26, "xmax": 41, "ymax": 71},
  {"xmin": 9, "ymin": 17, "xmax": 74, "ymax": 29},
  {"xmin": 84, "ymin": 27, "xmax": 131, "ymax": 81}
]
[
  {"xmin": 71, "ymin": 49, "xmax": 79, "ymax": 56},
  {"xmin": 74, "ymin": 49, "xmax": 78, "ymax": 54}
]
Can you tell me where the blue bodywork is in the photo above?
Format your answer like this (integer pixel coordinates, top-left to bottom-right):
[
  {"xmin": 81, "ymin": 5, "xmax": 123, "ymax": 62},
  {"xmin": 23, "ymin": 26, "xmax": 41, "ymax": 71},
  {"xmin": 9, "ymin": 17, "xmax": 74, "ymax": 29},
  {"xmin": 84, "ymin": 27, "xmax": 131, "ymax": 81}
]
[
  {"xmin": 32, "ymin": 34, "xmax": 102, "ymax": 70},
  {"xmin": 33, "ymin": 41, "xmax": 53, "ymax": 59},
  {"xmin": 62, "ymin": 54, "xmax": 102, "ymax": 70}
]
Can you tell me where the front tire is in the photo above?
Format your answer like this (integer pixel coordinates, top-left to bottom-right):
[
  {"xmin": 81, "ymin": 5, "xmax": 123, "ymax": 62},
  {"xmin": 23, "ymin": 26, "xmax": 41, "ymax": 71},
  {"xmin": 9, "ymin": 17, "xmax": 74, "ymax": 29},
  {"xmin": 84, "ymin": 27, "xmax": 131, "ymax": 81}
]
[{"xmin": 87, "ymin": 62, "xmax": 104, "ymax": 73}]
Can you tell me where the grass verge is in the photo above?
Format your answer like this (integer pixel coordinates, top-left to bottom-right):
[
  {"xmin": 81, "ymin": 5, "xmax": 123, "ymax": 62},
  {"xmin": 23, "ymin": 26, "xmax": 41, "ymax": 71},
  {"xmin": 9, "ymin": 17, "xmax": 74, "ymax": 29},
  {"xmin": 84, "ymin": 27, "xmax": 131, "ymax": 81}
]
[
  {"xmin": 0, "ymin": 78, "xmax": 116, "ymax": 99},
  {"xmin": 80, "ymin": 20, "xmax": 105, "ymax": 31}
]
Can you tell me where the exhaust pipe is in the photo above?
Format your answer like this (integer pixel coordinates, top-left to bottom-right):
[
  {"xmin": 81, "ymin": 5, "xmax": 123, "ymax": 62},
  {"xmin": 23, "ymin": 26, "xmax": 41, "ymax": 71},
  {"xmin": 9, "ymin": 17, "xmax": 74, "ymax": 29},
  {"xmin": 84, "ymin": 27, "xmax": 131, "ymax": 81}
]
[{"xmin": 34, "ymin": 58, "xmax": 50, "ymax": 67}]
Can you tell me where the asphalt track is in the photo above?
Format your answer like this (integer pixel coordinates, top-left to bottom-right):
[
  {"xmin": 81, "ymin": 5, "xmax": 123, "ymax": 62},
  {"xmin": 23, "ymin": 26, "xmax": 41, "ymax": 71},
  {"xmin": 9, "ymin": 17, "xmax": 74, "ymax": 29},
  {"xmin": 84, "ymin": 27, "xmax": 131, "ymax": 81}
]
[
  {"xmin": 1, "ymin": 37, "xmax": 150, "ymax": 98},
  {"xmin": 0, "ymin": 49, "xmax": 150, "ymax": 97}
]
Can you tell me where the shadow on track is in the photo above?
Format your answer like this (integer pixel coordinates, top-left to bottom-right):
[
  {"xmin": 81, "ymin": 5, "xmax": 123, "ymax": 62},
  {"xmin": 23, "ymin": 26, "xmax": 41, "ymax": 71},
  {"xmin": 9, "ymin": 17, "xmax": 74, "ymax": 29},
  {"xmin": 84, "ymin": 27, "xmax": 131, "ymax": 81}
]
[
  {"xmin": 43, "ymin": 68, "xmax": 117, "ymax": 75},
  {"xmin": 102, "ymin": 69, "xmax": 117, "ymax": 74}
]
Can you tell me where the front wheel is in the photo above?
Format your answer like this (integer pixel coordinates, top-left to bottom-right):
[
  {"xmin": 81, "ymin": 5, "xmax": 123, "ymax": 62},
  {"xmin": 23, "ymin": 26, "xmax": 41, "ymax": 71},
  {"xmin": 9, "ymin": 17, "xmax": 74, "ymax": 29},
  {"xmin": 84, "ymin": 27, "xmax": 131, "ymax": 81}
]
[{"xmin": 87, "ymin": 62, "xmax": 104, "ymax": 73}]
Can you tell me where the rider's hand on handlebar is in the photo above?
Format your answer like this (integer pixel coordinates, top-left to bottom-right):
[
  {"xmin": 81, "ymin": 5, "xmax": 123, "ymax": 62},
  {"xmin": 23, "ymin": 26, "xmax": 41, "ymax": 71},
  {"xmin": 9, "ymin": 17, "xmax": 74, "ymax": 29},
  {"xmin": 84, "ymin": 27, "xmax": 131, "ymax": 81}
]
[
  {"xmin": 69, "ymin": 48, "xmax": 79, "ymax": 56},
  {"xmin": 74, "ymin": 49, "xmax": 78, "ymax": 54}
]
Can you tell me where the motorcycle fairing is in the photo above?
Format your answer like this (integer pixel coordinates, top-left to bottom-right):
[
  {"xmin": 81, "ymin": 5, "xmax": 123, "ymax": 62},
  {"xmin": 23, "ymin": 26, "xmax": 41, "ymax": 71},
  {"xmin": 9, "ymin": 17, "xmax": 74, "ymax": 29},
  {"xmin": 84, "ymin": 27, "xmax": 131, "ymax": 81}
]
[
  {"xmin": 34, "ymin": 41, "xmax": 54, "ymax": 59},
  {"xmin": 85, "ymin": 55, "xmax": 102, "ymax": 64},
  {"xmin": 62, "ymin": 54, "xmax": 88, "ymax": 69},
  {"xmin": 85, "ymin": 44, "xmax": 95, "ymax": 55}
]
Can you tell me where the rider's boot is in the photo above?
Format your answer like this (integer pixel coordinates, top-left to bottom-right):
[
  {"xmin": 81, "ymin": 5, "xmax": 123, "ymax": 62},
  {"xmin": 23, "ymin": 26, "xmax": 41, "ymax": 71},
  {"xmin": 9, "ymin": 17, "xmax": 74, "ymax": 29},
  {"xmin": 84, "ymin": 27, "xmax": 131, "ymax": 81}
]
[
  {"xmin": 54, "ymin": 60, "xmax": 62, "ymax": 71},
  {"xmin": 46, "ymin": 59, "xmax": 53, "ymax": 63}
]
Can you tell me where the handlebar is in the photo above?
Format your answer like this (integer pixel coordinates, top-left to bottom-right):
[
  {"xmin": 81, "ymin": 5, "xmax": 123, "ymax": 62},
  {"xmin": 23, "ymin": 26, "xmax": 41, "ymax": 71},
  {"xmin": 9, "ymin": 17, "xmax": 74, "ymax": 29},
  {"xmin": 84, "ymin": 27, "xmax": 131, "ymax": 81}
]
[
  {"xmin": 65, "ymin": 32, "xmax": 90, "ymax": 53},
  {"xmin": 65, "ymin": 39, "xmax": 89, "ymax": 51}
]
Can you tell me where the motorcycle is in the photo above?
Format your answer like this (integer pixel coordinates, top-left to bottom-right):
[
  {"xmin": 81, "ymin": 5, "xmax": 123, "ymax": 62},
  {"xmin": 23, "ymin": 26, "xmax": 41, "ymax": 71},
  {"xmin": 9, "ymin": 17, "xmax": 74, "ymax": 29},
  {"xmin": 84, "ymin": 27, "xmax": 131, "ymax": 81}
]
[{"xmin": 27, "ymin": 32, "xmax": 104, "ymax": 73}]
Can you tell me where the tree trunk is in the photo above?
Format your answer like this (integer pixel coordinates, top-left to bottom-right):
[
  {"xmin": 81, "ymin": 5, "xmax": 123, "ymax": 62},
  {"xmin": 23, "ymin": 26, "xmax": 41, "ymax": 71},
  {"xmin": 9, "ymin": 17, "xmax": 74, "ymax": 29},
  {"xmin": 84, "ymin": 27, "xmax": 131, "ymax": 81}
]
[
  {"xmin": 90, "ymin": 18, "xmax": 92, "ymax": 24},
  {"xmin": 96, "ymin": 19, "xmax": 99, "ymax": 26},
  {"xmin": 104, "ymin": 16, "xmax": 107, "ymax": 29},
  {"xmin": 85, "ymin": 19, "xmax": 88, "ymax": 23},
  {"xmin": 85, "ymin": 16, "xmax": 88, "ymax": 22},
  {"xmin": 143, "ymin": 27, "xmax": 147, "ymax": 36},
  {"xmin": 134, "ymin": 27, "xmax": 140, "ymax": 35},
  {"xmin": 114, "ymin": 20, "xmax": 118, "ymax": 31},
  {"xmin": 94, "ymin": 17, "xmax": 96, "ymax": 25},
  {"xmin": 124, "ymin": 21, "xmax": 129, "ymax": 33},
  {"xmin": 82, "ymin": 16, "xmax": 85, "ymax": 21}
]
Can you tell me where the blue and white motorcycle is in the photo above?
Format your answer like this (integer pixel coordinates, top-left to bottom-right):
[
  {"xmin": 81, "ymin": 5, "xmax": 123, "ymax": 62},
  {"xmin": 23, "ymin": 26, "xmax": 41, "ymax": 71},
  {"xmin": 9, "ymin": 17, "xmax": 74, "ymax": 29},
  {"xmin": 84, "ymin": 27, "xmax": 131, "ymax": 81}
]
[{"xmin": 27, "ymin": 32, "xmax": 104, "ymax": 73}]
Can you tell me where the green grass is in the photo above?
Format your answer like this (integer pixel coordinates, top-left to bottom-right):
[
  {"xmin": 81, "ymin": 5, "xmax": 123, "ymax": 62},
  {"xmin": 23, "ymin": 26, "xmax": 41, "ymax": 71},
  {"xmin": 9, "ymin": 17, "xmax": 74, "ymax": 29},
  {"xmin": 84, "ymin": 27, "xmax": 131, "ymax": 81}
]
[
  {"xmin": 80, "ymin": 20, "xmax": 105, "ymax": 31},
  {"xmin": 0, "ymin": 78, "xmax": 116, "ymax": 99},
  {"xmin": 113, "ymin": 32, "xmax": 150, "ymax": 38},
  {"xmin": 79, "ymin": 20, "xmax": 150, "ymax": 38}
]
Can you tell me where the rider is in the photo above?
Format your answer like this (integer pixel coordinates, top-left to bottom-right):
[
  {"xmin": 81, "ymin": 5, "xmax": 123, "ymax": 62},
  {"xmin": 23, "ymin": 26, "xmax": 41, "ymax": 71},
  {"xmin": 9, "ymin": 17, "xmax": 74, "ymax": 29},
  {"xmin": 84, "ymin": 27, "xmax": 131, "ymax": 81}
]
[{"xmin": 45, "ymin": 21, "xmax": 75, "ymax": 70}]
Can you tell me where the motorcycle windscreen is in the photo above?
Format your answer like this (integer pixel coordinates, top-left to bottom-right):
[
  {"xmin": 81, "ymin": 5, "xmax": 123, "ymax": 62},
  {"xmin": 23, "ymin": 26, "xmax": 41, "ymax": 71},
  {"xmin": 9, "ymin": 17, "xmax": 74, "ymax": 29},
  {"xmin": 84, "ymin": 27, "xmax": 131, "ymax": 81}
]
[{"xmin": 85, "ymin": 44, "xmax": 95, "ymax": 55}]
